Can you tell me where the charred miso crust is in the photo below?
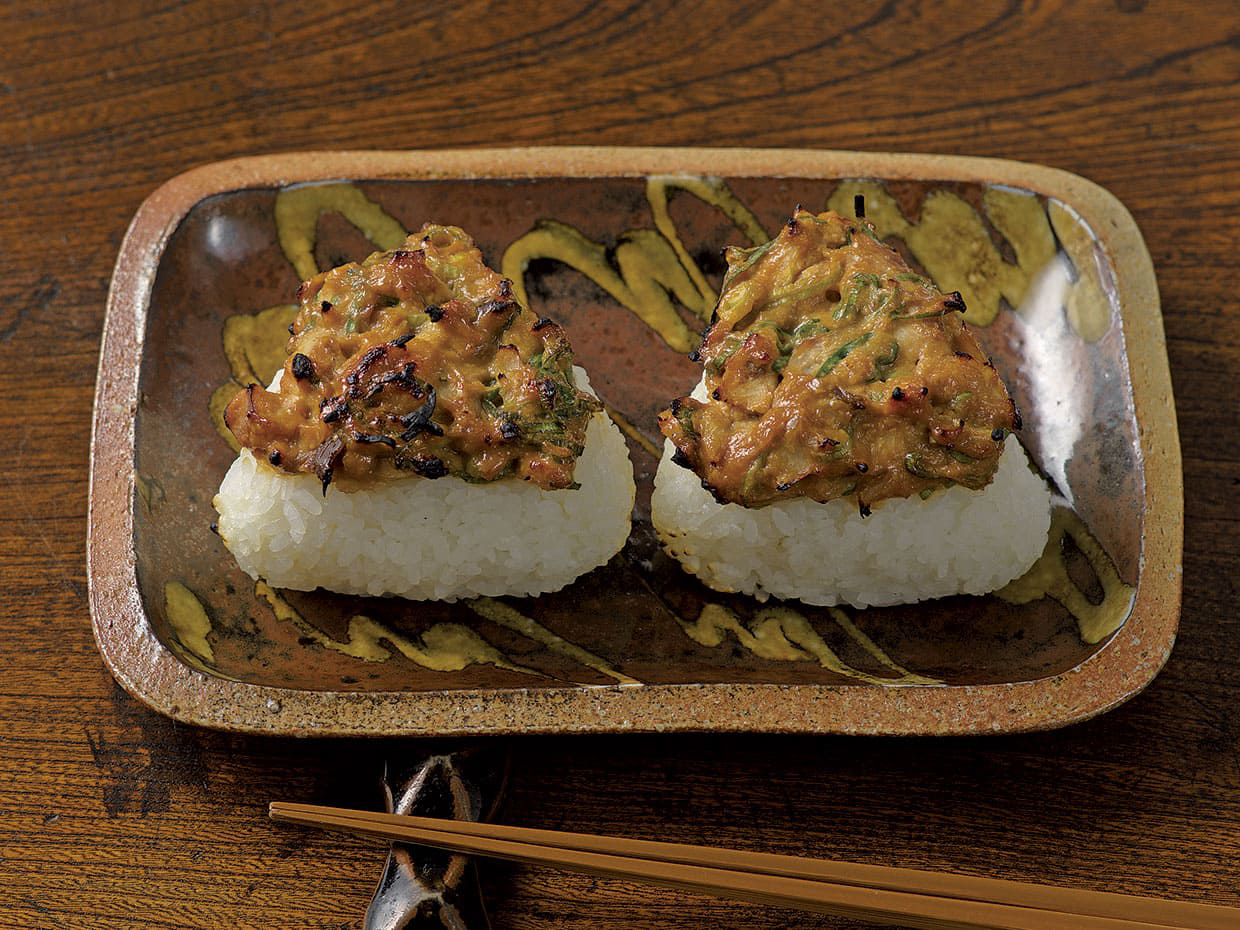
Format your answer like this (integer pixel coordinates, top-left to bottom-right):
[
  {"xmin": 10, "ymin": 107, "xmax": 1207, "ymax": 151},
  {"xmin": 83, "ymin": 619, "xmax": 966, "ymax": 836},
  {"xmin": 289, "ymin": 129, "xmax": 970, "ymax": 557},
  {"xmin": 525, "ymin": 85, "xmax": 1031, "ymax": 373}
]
[
  {"xmin": 224, "ymin": 224, "xmax": 599, "ymax": 492},
  {"xmin": 657, "ymin": 208, "xmax": 1020, "ymax": 510}
]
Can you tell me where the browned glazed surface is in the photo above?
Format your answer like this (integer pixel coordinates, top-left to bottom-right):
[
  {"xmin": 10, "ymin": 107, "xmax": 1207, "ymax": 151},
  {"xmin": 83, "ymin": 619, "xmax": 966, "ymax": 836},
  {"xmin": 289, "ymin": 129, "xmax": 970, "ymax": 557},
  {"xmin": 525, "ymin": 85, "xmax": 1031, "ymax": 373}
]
[
  {"xmin": 658, "ymin": 208, "xmax": 1017, "ymax": 508},
  {"xmin": 7, "ymin": 2, "xmax": 1228, "ymax": 928},
  {"xmin": 224, "ymin": 224, "xmax": 597, "ymax": 491}
]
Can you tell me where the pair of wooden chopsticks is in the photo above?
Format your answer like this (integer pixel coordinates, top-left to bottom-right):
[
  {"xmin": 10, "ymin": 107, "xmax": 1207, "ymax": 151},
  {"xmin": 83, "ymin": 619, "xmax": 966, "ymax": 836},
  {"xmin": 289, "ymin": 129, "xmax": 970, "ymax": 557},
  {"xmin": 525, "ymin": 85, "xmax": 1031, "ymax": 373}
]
[{"xmin": 269, "ymin": 801, "xmax": 1237, "ymax": 930}]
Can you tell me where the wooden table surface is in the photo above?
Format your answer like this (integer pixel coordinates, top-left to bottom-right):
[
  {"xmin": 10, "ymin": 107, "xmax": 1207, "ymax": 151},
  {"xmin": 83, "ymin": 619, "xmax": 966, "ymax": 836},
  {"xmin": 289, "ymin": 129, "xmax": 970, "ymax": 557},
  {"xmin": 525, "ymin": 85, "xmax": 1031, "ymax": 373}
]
[{"xmin": 3, "ymin": 1, "xmax": 1237, "ymax": 927}]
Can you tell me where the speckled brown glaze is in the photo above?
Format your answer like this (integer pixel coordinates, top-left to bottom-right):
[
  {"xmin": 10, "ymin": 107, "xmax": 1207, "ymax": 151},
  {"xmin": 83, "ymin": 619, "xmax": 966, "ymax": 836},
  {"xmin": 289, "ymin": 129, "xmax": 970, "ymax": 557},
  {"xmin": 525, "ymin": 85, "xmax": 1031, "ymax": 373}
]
[{"xmin": 88, "ymin": 148, "xmax": 1180, "ymax": 737}]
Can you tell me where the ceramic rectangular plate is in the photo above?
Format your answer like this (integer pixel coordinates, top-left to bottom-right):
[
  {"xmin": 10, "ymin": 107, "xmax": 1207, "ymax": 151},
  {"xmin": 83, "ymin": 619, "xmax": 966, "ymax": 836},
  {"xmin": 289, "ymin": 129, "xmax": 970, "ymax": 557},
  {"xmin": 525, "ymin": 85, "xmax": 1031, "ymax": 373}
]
[{"xmin": 89, "ymin": 148, "xmax": 1181, "ymax": 737}]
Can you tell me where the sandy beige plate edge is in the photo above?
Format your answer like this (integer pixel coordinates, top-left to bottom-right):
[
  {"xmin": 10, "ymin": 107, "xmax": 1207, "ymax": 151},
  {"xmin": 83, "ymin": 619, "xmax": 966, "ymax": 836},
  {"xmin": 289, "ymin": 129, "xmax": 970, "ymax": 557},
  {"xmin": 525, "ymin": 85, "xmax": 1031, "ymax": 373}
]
[{"xmin": 88, "ymin": 146, "xmax": 1182, "ymax": 737}]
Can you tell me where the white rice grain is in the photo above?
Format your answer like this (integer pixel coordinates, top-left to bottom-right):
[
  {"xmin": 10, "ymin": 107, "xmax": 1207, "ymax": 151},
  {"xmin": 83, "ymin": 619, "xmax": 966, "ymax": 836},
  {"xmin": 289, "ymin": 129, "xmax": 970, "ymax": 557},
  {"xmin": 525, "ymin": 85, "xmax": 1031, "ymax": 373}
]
[{"xmin": 651, "ymin": 436, "xmax": 1051, "ymax": 608}]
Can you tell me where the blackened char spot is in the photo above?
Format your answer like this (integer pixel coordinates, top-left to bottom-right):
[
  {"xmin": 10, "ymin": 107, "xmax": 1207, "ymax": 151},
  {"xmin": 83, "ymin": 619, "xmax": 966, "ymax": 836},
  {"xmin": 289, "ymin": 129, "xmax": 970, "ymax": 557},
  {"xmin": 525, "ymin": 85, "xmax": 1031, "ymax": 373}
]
[
  {"xmin": 320, "ymin": 396, "xmax": 347, "ymax": 423},
  {"xmin": 352, "ymin": 346, "xmax": 387, "ymax": 372},
  {"xmin": 425, "ymin": 304, "xmax": 444, "ymax": 322},
  {"xmin": 478, "ymin": 298, "xmax": 517, "ymax": 316},
  {"xmin": 943, "ymin": 291, "xmax": 967, "ymax": 314},
  {"xmin": 353, "ymin": 432, "xmax": 397, "ymax": 447},
  {"xmin": 399, "ymin": 386, "xmax": 442, "ymax": 440},
  {"xmin": 310, "ymin": 435, "xmax": 345, "ymax": 495},
  {"xmin": 407, "ymin": 455, "xmax": 447, "ymax": 479},
  {"xmin": 291, "ymin": 353, "xmax": 315, "ymax": 381},
  {"xmin": 670, "ymin": 449, "xmax": 691, "ymax": 468},
  {"xmin": 343, "ymin": 345, "xmax": 421, "ymax": 401},
  {"xmin": 532, "ymin": 317, "xmax": 555, "ymax": 331},
  {"xmin": 343, "ymin": 346, "xmax": 388, "ymax": 398},
  {"xmin": 362, "ymin": 362, "xmax": 420, "ymax": 401}
]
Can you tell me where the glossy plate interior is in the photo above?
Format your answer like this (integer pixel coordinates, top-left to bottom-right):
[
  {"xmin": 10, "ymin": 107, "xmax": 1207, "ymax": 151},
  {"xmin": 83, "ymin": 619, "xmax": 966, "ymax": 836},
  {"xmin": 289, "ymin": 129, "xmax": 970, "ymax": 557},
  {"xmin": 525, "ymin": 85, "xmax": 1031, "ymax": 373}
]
[{"xmin": 89, "ymin": 148, "xmax": 1181, "ymax": 736}]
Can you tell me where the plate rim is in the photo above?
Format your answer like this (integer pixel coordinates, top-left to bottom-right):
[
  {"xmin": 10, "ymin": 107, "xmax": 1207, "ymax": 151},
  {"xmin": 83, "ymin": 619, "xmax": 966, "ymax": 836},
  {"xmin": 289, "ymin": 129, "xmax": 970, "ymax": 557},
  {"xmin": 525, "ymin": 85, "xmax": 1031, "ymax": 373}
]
[{"xmin": 88, "ymin": 146, "xmax": 1183, "ymax": 737}]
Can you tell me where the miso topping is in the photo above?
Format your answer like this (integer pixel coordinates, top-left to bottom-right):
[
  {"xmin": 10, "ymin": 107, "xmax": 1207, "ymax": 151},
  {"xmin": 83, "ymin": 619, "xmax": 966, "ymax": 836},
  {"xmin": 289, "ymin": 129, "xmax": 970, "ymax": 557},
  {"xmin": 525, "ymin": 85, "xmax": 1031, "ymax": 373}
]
[
  {"xmin": 658, "ymin": 209, "xmax": 1019, "ymax": 509},
  {"xmin": 225, "ymin": 224, "xmax": 599, "ymax": 492}
]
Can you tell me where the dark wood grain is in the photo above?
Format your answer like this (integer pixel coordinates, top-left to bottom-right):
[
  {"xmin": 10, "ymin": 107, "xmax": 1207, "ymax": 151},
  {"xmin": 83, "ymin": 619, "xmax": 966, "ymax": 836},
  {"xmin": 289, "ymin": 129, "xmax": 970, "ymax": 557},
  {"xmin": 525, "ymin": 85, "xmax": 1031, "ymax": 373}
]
[{"xmin": 1, "ymin": 0, "xmax": 1237, "ymax": 927}]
